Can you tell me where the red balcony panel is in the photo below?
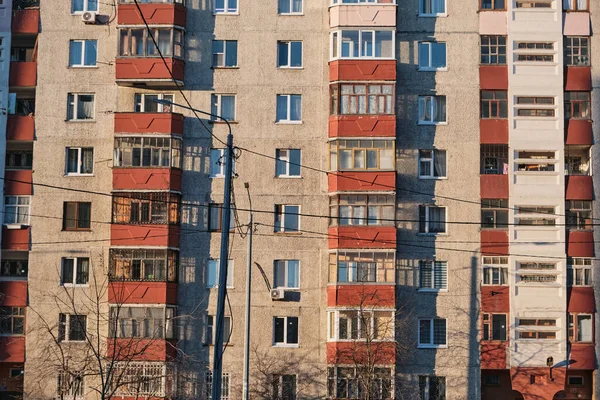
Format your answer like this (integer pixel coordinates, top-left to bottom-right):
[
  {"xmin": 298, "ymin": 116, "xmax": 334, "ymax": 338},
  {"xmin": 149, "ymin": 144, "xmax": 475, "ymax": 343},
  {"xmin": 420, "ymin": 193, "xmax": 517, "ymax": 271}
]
[
  {"xmin": 326, "ymin": 341, "xmax": 395, "ymax": 365},
  {"xmin": 565, "ymin": 175, "xmax": 593, "ymax": 200},
  {"xmin": 328, "ymin": 226, "xmax": 395, "ymax": 249},
  {"xmin": 12, "ymin": 8, "xmax": 39, "ymax": 34},
  {"xmin": 480, "ymin": 119, "xmax": 508, "ymax": 144},
  {"xmin": 479, "ymin": 66, "xmax": 508, "ymax": 90},
  {"xmin": 107, "ymin": 338, "xmax": 177, "ymax": 361},
  {"xmin": 0, "ymin": 281, "xmax": 27, "ymax": 307},
  {"xmin": 329, "ymin": 60, "xmax": 396, "ymax": 81},
  {"xmin": 9, "ymin": 62, "xmax": 37, "ymax": 87},
  {"xmin": 511, "ymin": 367, "xmax": 566, "ymax": 400},
  {"xmin": 116, "ymin": 58, "xmax": 184, "ymax": 84},
  {"xmin": 480, "ymin": 175, "xmax": 508, "ymax": 199},
  {"xmin": 565, "ymin": 119, "xmax": 593, "ymax": 145},
  {"xmin": 329, "ymin": 115, "xmax": 396, "ymax": 138},
  {"xmin": 111, "ymin": 224, "xmax": 180, "ymax": 248},
  {"xmin": 1, "ymin": 227, "xmax": 30, "ymax": 251},
  {"xmin": 327, "ymin": 285, "xmax": 395, "ymax": 307},
  {"xmin": 0, "ymin": 362, "xmax": 24, "ymax": 393},
  {"xmin": 7, "ymin": 116, "xmax": 35, "ymax": 141},
  {"xmin": 118, "ymin": 3, "xmax": 186, "ymax": 26},
  {"xmin": 114, "ymin": 113, "xmax": 184, "ymax": 135},
  {"xmin": 4, "ymin": 170, "xmax": 32, "ymax": 196},
  {"xmin": 112, "ymin": 168, "xmax": 182, "ymax": 191},
  {"xmin": 328, "ymin": 171, "xmax": 395, "ymax": 192},
  {"xmin": 481, "ymin": 286, "xmax": 509, "ymax": 313},
  {"xmin": 565, "ymin": 66, "xmax": 591, "ymax": 91},
  {"xmin": 481, "ymin": 370, "xmax": 513, "ymax": 400},
  {"xmin": 567, "ymin": 231, "xmax": 594, "ymax": 258},
  {"xmin": 481, "ymin": 230, "xmax": 509, "ymax": 256},
  {"xmin": 568, "ymin": 344, "xmax": 595, "ymax": 370},
  {"xmin": 0, "ymin": 337, "xmax": 25, "ymax": 363},
  {"xmin": 109, "ymin": 282, "xmax": 177, "ymax": 305},
  {"xmin": 567, "ymin": 287, "xmax": 594, "ymax": 313},
  {"xmin": 481, "ymin": 342, "xmax": 507, "ymax": 369}
]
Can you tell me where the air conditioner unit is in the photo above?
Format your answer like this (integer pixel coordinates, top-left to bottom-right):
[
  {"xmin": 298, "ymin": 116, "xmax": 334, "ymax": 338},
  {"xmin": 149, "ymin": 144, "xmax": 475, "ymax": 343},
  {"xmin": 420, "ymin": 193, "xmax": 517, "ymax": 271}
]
[
  {"xmin": 81, "ymin": 11, "xmax": 97, "ymax": 24},
  {"xmin": 270, "ymin": 288, "xmax": 285, "ymax": 301}
]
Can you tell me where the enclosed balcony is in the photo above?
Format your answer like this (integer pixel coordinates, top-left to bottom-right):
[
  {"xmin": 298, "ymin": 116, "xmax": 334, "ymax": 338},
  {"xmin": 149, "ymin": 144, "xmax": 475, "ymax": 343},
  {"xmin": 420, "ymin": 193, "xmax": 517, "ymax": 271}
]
[
  {"xmin": 118, "ymin": 0, "xmax": 186, "ymax": 26},
  {"xmin": 114, "ymin": 112, "xmax": 184, "ymax": 135},
  {"xmin": 480, "ymin": 144, "xmax": 508, "ymax": 198},
  {"xmin": 329, "ymin": 0, "xmax": 396, "ymax": 28},
  {"xmin": 565, "ymin": 145, "xmax": 592, "ymax": 200}
]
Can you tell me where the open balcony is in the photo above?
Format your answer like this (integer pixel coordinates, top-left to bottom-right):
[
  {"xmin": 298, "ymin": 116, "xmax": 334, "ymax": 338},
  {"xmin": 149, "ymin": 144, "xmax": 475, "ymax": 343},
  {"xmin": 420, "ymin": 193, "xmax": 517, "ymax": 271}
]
[
  {"xmin": 1, "ymin": 227, "xmax": 30, "ymax": 251},
  {"xmin": 118, "ymin": 0, "xmax": 186, "ymax": 26},
  {"xmin": 480, "ymin": 144, "xmax": 509, "ymax": 199},
  {"xmin": 565, "ymin": 145, "xmax": 592, "ymax": 200},
  {"xmin": 9, "ymin": 62, "xmax": 36, "ymax": 88},
  {"xmin": 7, "ymin": 115, "xmax": 34, "ymax": 141}
]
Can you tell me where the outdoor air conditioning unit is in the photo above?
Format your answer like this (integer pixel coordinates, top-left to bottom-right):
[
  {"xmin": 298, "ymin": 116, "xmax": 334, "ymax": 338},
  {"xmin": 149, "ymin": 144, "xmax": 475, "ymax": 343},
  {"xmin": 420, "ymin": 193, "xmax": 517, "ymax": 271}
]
[
  {"xmin": 270, "ymin": 288, "xmax": 285, "ymax": 301},
  {"xmin": 81, "ymin": 11, "xmax": 97, "ymax": 24}
]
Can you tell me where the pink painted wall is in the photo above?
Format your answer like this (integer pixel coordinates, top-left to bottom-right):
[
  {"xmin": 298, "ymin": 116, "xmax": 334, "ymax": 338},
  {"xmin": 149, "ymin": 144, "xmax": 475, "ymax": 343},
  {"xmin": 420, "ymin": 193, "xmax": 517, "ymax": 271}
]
[
  {"xmin": 479, "ymin": 12, "xmax": 507, "ymax": 35},
  {"xmin": 563, "ymin": 12, "xmax": 590, "ymax": 35}
]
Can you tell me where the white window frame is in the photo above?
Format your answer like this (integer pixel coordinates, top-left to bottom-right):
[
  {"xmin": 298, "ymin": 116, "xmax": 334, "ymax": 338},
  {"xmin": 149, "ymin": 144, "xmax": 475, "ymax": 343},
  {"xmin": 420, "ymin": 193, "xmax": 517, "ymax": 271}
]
[
  {"xmin": 58, "ymin": 313, "xmax": 87, "ymax": 342},
  {"xmin": 330, "ymin": 30, "xmax": 396, "ymax": 60},
  {"xmin": 205, "ymin": 314, "xmax": 232, "ymax": 345},
  {"xmin": 273, "ymin": 260, "xmax": 300, "ymax": 289},
  {"xmin": 276, "ymin": 94, "xmax": 302, "ymax": 123},
  {"xmin": 419, "ymin": 0, "xmax": 447, "ymax": 16},
  {"xmin": 61, "ymin": 257, "xmax": 90, "ymax": 287},
  {"xmin": 418, "ymin": 318, "xmax": 447, "ymax": 348},
  {"xmin": 211, "ymin": 94, "xmax": 236, "ymax": 122},
  {"xmin": 273, "ymin": 316, "xmax": 299, "ymax": 347},
  {"xmin": 65, "ymin": 147, "xmax": 94, "ymax": 176},
  {"xmin": 418, "ymin": 42, "xmax": 447, "ymax": 71},
  {"xmin": 205, "ymin": 371, "xmax": 231, "ymax": 400},
  {"xmin": 67, "ymin": 93, "xmax": 95, "ymax": 121},
  {"xmin": 274, "ymin": 205, "xmax": 300, "ymax": 233},
  {"xmin": 69, "ymin": 40, "xmax": 97, "ymax": 68},
  {"xmin": 3, "ymin": 195, "xmax": 30, "ymax": 226},
  {"xmin": 419, "ymin": 205, "xmax": 447, "ymax": 234},
  {"xmin": 482, "ymin": 256, "xmax": 509, "ymax": 286},
  {"xmin": 327, "ymin": 309, "xmax": 395, "ymax": 341},
  {"xmin": 418, "ymin": 261, "xmax": 448, "ymax": 291},
  {"xmin": 277, "ymin": 41, "xmax": 303, "ymax": 68},
  {"xmin": 71, "ymin": 0, "xmax": 99, "ymax": 14},
  {"xmin": 271, "ymin": 374, "xmax": 298, "ymax": 400},
  {"xmin": 57, "ymin": 370, "xmax": 84, "ymax": 400},
  {"xmin": 134, "ymin": 93, "xmax": 174, "ymax": 113},
  {"xmin": 212, "ymin": 40, "xmax": 238, "ymax": 67},
  {"xmin": 419, "ymin": 376, "xmax": 447, "ymax": 400},
  {"xmin": 278, "ymin": 0, "xmax": 303, "ymax": 14},
  {"xmin": 275, "ymin": 149, "xmax": 301, "ymax": 178},
  {"xmin": 418, "ymin": 95, "xmax": 447, "ymax": 125},
  {"xmin": 209, "ymin": 148, "xmax": 236, "ymax": 178},
  {"xmin": 568, "ymin": 258, "xmax": 592, "ymax": 287},
  {"xmin": 112, "ymin": 362, "xmax": 168, "ymax": 397},
  {"xmin": 418, "ymin": 149, "xmax": 447, "ymax": 179},
  {"xmin": 206, "ymin": 259, "xmax": 234, "ymax": 288},
  {"xmin": 213, "ymin": 0, "xmax": 238, "ymax": 14}
]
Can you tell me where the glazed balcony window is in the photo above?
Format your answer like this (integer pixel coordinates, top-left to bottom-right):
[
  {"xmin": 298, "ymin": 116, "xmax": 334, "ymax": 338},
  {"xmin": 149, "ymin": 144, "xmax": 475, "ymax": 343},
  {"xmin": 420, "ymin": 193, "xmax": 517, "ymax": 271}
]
[
  {"xmin": 514, "ymin": 42, "xmax": 555, "ymax": 62},
  {"xmin": 482, "ymin": 256, "xmax": 508, "ymax": 285},
  {"xmin": 566, "ymin": 200, "xmax": 592, "ymax": 230},
  {"xmin": 567, "ymin": 257, "xmax": 591, "ymax": 286},
  {"xmin": 114, "ymin": 137, "xmax": 182, "ymax": 169},
  {"xmin": 112, "ymin": 192, "xmax": 180, "ymax": 225},
  {"xmin": 327, "ymin": 367, "xmax": 392, "ymax": 400},
  {"xmin": 517, "ymin": 262, "xmax": 558, "ymax": 284},
  {"xmin": 515, "ymin": 205, "xmax": 557, "ymax": 226},
  {"xmin": 119, "ymin": 28, "xmax": 184, "ymax": 59},
  {"xmin": 515, "ymin": 0, "xmax": 552, "ymax": 7},
  {"xmin": 515, "ymin": 96, "xmax": 555, "ymax": 117},
  {"xmin": 480, "ymin": 0, "xmax": 505, "ymax": 10},
  {"xmin": 330, "ymin": 83, "xmax": 394, "ymax": 115},
  {"xmin": 515, "ymin": 151, "xmax": 557, "ymax": 172},
  {"xmin": 569, "ymin": 313, "xmax": 593, "ymax": 342},
  {"xmin": 481, "ymin": 199, "xmax": 508, "ymax": 229},
  {"xmin": 8, "ymin": 95, "xmax": 35, "ymax": 116},
  {"xmin": 564, "ymin": 37, "xmax": 589, "ymax": 66},
  {"xmin": 0, "ymin": 307, "xmax": 24, "ymax": 335},
  {"xmin": 564, "ymin": 92, "xmax": 590, "ymax": 119},
  {"xmin": 327, "ymin": 310, "xmax": 394, "ymax": 341},
  {"xmin": 480, "ymin": 144, "xmax": 508, "ymax": 175},
  {"xmin": 481, "ymin": 91, "xmax": 507, "ymax": 119},
  {"xmin": 482, "ymin": 313, "xmax": 507, "ymax": 341},
  {"xmin": 329, "ymin": 250, "xmax": 395, "ymax": 283},
  {"xmin": 4, "ymin": 196, "xmax": 30, "ymax": 225},
  {"xmin": 109, "ymin": 249, "xmax": 178, "ymax": 282},
  {"xmin": 1, "ymin": 259, "xmax": 28, "ymax": 278},
  {"xmin": 134, "ymin": 93, "xmax": 174, "ymax": 113},
  {"xmin": 329, "ymin": 194, "xmax": 394, "ymax": 226},
  {"xmin": 329, "ymin": 139, "xmax": 395, "ymax": 171},
  {"xmin": 565, "ymin": 145, "xmax": 591, "ymax": 175},
  {"xmin": 109, "ymin": 306, "xmax": 176, "ymax": 339},
  {"xmin": 480, "ymin": 35, "xmax": 507, "ymax": 65},
  {"xmin": 563, "ymin": 0, "xmax": 588, "ymax": 11},
  {"xmin": 5, "ymin": 150, "xmax": 32, "ymax": 170},
  {"xmin": 330, "ymin": 30, "xmax": 395, "ymax": 59},
  {"xmin": 517, "ymin": 318, "xmax": 557, "ymax": 340}
]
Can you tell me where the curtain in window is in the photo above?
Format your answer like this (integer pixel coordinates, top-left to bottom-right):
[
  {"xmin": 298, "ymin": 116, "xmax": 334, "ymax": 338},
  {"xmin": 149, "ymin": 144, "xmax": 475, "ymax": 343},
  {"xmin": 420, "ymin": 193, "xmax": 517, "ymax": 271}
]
[
  {"xmin": 578, "ymin": 315, "xmax": 592, "ymax": 341},
  {"xmin": 81, "ymin": 149, "xmax": 93, "ymax": 174},
  {"xmin": 290, "ymin": 95, "xmax": 302, "ymax": 120},
  {"xmin": 434, "ymin": 150, "xmax": 446, "ymax": 177},
  {"xmin": 563, "ymin": 0, "xmax": 574, "ymax": 9},
  {"xmin": 352, "ymin": 205, "xmax": 366, "ymax": 225},
  {"xmin": 76, "ymin": 259, "xmax": 89, "ymax": 285},
  {"xmin": 132, "ymin": 30, "xmax": 144, "ymax": 56},
  {"xmin": 429, "ymin": 207, "xmax": 446, "ymax": 232},
  {"xmin": 78, "ymin": 95, "xmax": 94, "ymax": 119},
  {"xmin": 419, "ymin": 97, "xmax": 431, "ymax": 122},
  {"xmin": 435, "ymin": 97, "xmax": 446, "ymax": 122},
  {"xmin": 577, "ymin": 0, "xmax": 586, "ymax": 9},
  {"xmin": 292, "ymin": 0, "xmax": 302, "ymax": 12},
  {"xmin": 158, "ymin": 30, "xmax": 171, "ymax": 56},
  {"xmin": 287, "ymin": 260, "xmax": 299, "ymax": 288}
]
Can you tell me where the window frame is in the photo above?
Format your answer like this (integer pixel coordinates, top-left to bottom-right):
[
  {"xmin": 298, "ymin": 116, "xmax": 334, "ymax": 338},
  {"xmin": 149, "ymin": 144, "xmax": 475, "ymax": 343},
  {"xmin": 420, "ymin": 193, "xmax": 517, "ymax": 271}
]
[
  {"xmin": 213, "ymin": 0, "xmax": 238, "ymax": 14},
  {"xmin": 208, "ymin": 203, "xmax": 234, "ymax": 232},
  {"xmin": 57, "ymin": 370, "xmax": 84, "ymax": 400},
  {"xmin": 205, "ymin": 371, "xmax": 231, "ymax": 400},
  {"xmin": 113, "ymin": 136, "xmax": 182, "ymax": 169},
  {"xmin": 418, "ymin": 376, "xmax": 447, "ymax": 400},
  {"xmin": 118, "ymin": 27, "xmax": 185, "ymax": 59},
  {"xmin": 206, "ymin": 259, "xmax": 234, "ymax": 288},
  {"xmin": 69, "ymin": 39, "xmax": 98, "ymax": 68},
  {"xmin": 277, "ymin": 41, "xmax": 303, "ymax": 68},
  {"xmin": 567, "ymin": 257, "xmax": 592, "ymax": 287},
  {"xmin": 481, "ymin": 90, "xmax": 508, "ymax": 119},
  {"xmin": 330, "ymin": 82, "xmax": 395, "ymax": 116},
  {"xmin": 67, "ymin": 93, "xmax": 95, "ymax": 122},
  {"xmin": 564, "ymin": 36, "xmax": 589, "ymax": 66},
  {"xmin": 212, "ymin": 40, "xmax": 238, "ymax": 68},
  {"xmin": 0, "ymin": 306, "xmax": 24, "ymax": 336},
  {"xmin": 275, "ymin": 149, "xmax": 302, "ymax": 178},
  {"xmin": 329, "ymin": 194, "xmax": 395, "ymax": 227},
  {"xmin": 568, "ymin": 313, "xmax": 593, "ymax": 343},
  {"xmin": 480, "ymin": 35, "xmax": 507, "ymax": 65},
  {"xmin": 418, "ymin": 42, "xmax": 447, "ymax": 71},
  {"xmin": 0, "ymin": 259, "xmax": 28, "ymax": 279},
  {"xmin": 563, "ymin": 0, "xmax": 588, "ymax": 11},
  {"xmin": 71, "ymin": 0, "xmax": 99, "ymax": 14},
  {"xmin": 209, "ymin": 148, "xmax": 236, "ymax": 178},
  {"xmin": 480, "ymin": 0, "xmax": 506, "ymax": 10},
  {"xmin": 418, "ymin": 95, "xmax": 447, "ymax": 125},
  {"xmin": 65, "ymin": 147, "xmax": 94, "ymax": 176},
  {"xmin": 204, "ymin": 314, "xmax": 232, "ymax": 345},
  {"xmin": 418, "ymin": 260, "xmax": 448, "ymax": 291},
  {"xmin": 327, "ymin": 309, "xmax": 395, "ymax": 341},
  {"xmin": 210, "ymin": 94, "xmax": 236, "ymax": 122},
  {"xmin": 58, "ymin": 313, "xmax": 87, "ymax": 342},
  {"xmin": 63, "ymin": 202, "xmax": 92, "ymax": 231},
  {"xmin": 273, "ymin": 259, "xmax": 300, "ymax": 290},
  {"xmin": 276, "ymin": 94, "xmax": 302, "ymax": 123},
  {"xmin": 273, "ymin": 316, "xmax": 299, "ymax": 347},
  {"xmin": 418, "ymin": 318, "xmax": 447, "ymax": 348},
  {"xmin": 61, "ymin": 257, "xmax": 90, "ymax": 287},
  {"xmin": 419, "ymin": 0, "xmax": 447, "ymax": 16},
  {"xmin": 481, "ymin": 199, "xmax": 509, "ymax": 229},
  {"xmin": 134, "ymin": 93, "xmax": 174, "ymax": 113},
  {"xmin": 418, "ymin": 205, "xmax": 447, "ymax": 234},
  {"xmin": 328, "ymin": 139, "xmax": 395, "ymax": 171},
  {"xmin": 109, "ymin": 248, "xmax": 179, "ymax": 283},
  {"xmin": 109, "ymin": 305, "xmax": 176, "ymax": 340},
  {"xmin": 3, "ymin": 195, "xmax": 30, "ymax": 226},
  {"xmin": 271, "ymin": 374, "xmax": 297, "ymax": 400},
  {"xmin": 482, "ymin": 256, "xmax": 509, "ymax": 285},
  {"xmin": 329, "ymin": 250, "xmax": 396, "ymax": 284},
  {"xmin": 278, "ymin": 0, "xmax": 303, "ymax": 14},
  {"xmin": 330, "ymin": 29, "xmax": 396, "ymax": 60},
  {"xmin": 564, "ymin": 91, "xmax": 591, "ymax": 120},
  {"xmin": 274, "ymin": 204, "xmax": 300, "ymax": 233},
  {"xmin": 482, "ymin": 313, "xmax": 507, "ymax": 341},
  {"xmin": 418, "ymin": 149, "xmax": 447, "ymax": 179}
]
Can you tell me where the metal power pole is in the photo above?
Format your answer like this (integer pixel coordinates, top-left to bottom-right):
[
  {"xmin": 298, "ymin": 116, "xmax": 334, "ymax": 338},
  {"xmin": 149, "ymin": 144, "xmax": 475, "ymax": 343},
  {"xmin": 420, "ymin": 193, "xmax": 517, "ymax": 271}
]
[
  {"xmin": 212, "ymin": 133, "xmax": 234, "ymax": 400},
  {"xmin": 242, "ymin": 210, "xmax": 252, "ymax": 400}
]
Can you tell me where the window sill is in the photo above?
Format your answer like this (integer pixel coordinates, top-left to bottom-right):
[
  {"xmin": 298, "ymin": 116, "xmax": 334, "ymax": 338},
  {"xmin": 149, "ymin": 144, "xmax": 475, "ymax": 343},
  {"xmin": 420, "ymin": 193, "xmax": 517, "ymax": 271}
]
[
  {"xmin": 275, "ymin": 121, "xmax": 303, "ymax": 125},
  {"xmin": 417, "ymin": 288, "xmax": 448, "ymax": 293},
  {"xmin": 212, "ymin": 66, "xmax": 240, "ymax": 70},
  {"xmin": 418, "ymin": 121, "xmax": 448, "ymax": 126},
  {"xmin": 328, "ymin": 282, "xmax": 395, "ymax": 286},
  {"xmin": 273, "ymin": 287, "xmax": 300, "ymax": 291},
  {"xmin": 418, "ymin": 344, "xmax": 447, "ymax": 349},
  {"xmin": 274, "ymin": 175, "xmax": 303, "ymax": 179},
  {"xmin": 62, "ymin": 229, "xmax": 93, "ymax": 232},
  {"xmin": 213, "ymin": 11, "xmax": 240, "ymax": 15},
  {"xmin": 418, "ymin": 13, "xmax": 448, "ymax": 17},
  {"xmin": 418, "ymin": 176, "xmax": 448, "ymax": 180},
  {"xmin": 208, "ymin": 120, "xmax": 238, "ymax": 124},
  {"xmin": 65, "ymin": 119, "xmax": 96, "ymax": 123},
  {"xmin": 278, "ymin": 12, "xmax": 304, "ymax": 16},
  {"xmin": 272, "ymin": 344, "xmax": 299, "ymax": 348},
  {"xmin": 273, "ymin": 231, "xmax": 302, "ymax": 235},
  {"xmin": 69, "ymin": 66, "xmax": 100, "ymax": 69},
  {"xmin": 3, "ymin": 224, "xmax": 28, "ymax": 230},
  {"xmin": 65, "ymin": 174, "xmax": 94, "ymax": 177},
  {"xmin": 207, "ymin": 286, "xmax": 235, "ymax": 289},
  {"xmin": 330, "ymin": 57, "xmax": 397, "ymax": 61},
  {"xmin": 61, "ymin": 284, "xmax": 90, "ymax": 288},
  {"xmin": 417, "ymin": 232, "xmax": 448, "ymax": 236},
  {"xmin": 418, "ymin": 67, "xmax": 448, "ymax": 72},
  {"xmin": 278, "ymin": 66, "xmax": 304, "ymax": 70}
]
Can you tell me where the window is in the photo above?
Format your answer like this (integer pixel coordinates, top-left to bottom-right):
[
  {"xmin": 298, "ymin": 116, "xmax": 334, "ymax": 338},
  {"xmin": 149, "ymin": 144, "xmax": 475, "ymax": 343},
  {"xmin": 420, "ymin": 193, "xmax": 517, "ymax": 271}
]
[
  {"xmin": 205, "ymin": 315, "xmax": 232, "ymax": 344},
  {"xmin": 272, "ymin": 375, "xmax": 296, "ymax": 400},
  {"xmin": 113, "ymin": 192, "xmax": 180, "ymax": 225},
  {"xmin": 515, "ymin": 96, "xmax": 555, "ymax": 117},
  {"xmin": 4, "ymin": 196, "xmax": 30, "ymax": 225},
  {"xmin": 418, "ymin": 318, "xmax": 447, "ymax": 347},
  {"xmin": 563, "ymin": 0, "xmax": 588, "ymax": 10},
  {"xmin": 10, "ymin": 368, "xmax": 23, "ymax": 378},
  {"xmin": 515, "ymin": 151, "xmax": 557, "ymax": 172},
  {"xmin": 205, "ymin": 371, "xmax": 231, "ymax": 400},
  {"xmin": 67, "ymin": 93, "xmax": 94, "ymax": 121},
  {"xmin": 482, "ymin": 257, "xmax": 508, "ymax": 285},
  {"xmin": 566, "ymin": 200, "xmax": 592, "ymax": 230},
  {"xmin": 113, "ymin": 363, "xmax": 170, "ymax": 397},
  {"xmin": 209, "ymin": 148, "xmax": 236, "ymax": 178},
  {"xmin": 515, "ymin": 0, "xmax": 552, "ymax": 7},
  {"xmin": 419, "ymin": 0, "xmax": 446, "ymax": 15},
  {"xmin": 66, "ymin": 147, "xmax": 93, "ymax": 175},
  {"xmin": 328, "ymin": 367, "xmax": 392, "ymax": 400},
  {"xmin": 276, "ymin": 149, "xmax": 301, "ymax": 177},
  {"xmin": 208, "ymin": 203, "xmax": 234, "ymax": 232},
  {"xmin": 273, "ymin": 316, "xmax": 298, "ymax": 346},
  {"xmin": 568, "ymin": 376, "xmax": 585, "ymax": 387},
  {"xmin": 212, "ymin": 40, "xmax": 237, "ymax": 67},
  {"xmin": 515, "ymin": 205, "xmax": 557, "ymax": 226},
  {"xmin": 330, "ymin": 83, "xmax": 394, "ymax": 115},
  {"xmin": 278, "ymin": 0, "xmax": 302, "ymax": 14},
  {"xmin": 274, "ymin": 260, "xmax": 299, "ymax": 289},
  {"xmin": 515, "ymin": 42, "xmax": 554, "ymax": 62},
  {"xmin": 481, "ymin": 0, "xmax": 505, "ymax": 9},
  {"xmin": 329, "ymin": 251, "xmax": 395, "ymax": 284},
  {"xmin": 569, "ymin": 313, "xmax": 592, "ymax": 342},
  {"xmin": 0, "ymin": 307, "xmax": 24, "ymax": 335},
  {"xmin": 481, "ymin": 199, "xmax": 508, "ymax": 229},
  {"xmin": 57, "ymin": 371, "xmax": 84, "ymax": 399},
  {"xmin": 114, "ymin": 137, "xmax": 182, "ymax": 168},
  {"xmin": 58, "ymin": 314, "xmax": 87, "ymax": 342},
  {"xmin": 110, "ymin": 306, "xmax": 175, "ymax": 339},
  {"xmin": 483, "ymin": 375, "xmax": 500, "ymax": 386},
  {"xmin": 72, "ymin": 0, "xmax": 98, "ymax": 13},
  {"xmin": 329, "ymin": 139, "xmax": 395, "ymax": 171},
  {"xmin": 419, "ymin": 376, "xmax": 446, "ymax": 400},
  {"xmin": 61, "ymin": 257, "xmax": 89, "ymax": 286},
  {"xmin": 564, "ymin": 92, "xmax": 590, "ymax": 119},
  {"xmin": 328, "ymin": 310, "xmax": 394, "ymax": 341},
  {"xmin": 5, "ymin": 149, "xmax": 33, "ymax": 170},
  {"xmin": 63, "ymin": 202, "xmax": 91, "ymax": 231},
  {"xmin": 329, "ymin": 195, "xmax": 394, "ymax": 226},
  {"xmin": 109, "ymin": 249, "xmax": 178, "ymax": 282},
  {"xmin": 419, "ymin": 149, "xmax": 446, "ymax": 179},
  {"xmin": 418, "ymin": 261, "xmax": 447, "ymax": 290},
  {"xmin": 331, "ymin": 30, "xmax": 394, "ymax": 59},
  {"xmin": 276, "ymin": 95, "xmax": 302, "ymax": 123},
  {"xmin": 481, "ymin": 91, "xmax": 507, "ymax": 118},
  {"xmin": 567, "ymin": 258, "xmax": 591, "ymax": 287},
  {"xmin": 518, "ymin": 319, "xmax": 557, "ymax": 339},
  {"xmin": 518, "ymin": 262, "xmax": 558, "ymax": 285},
  {"xmin": 418, "ymin": 96, "xmax": 447, "ymax": 124},
  {"xmin": 211, "ymin": 94, "xmax": 236, "ymax": 121},
  {"xmin": 419, "ymin": 205, "xmax": 447, "ymax": 234},
  {"xmin": 207, "ymin": 259, "xmax": 234, "ymax": 288},
  {"xmin": 274, "ymin": 205, "xmax": 300, "ymax": 233},
  {"xmin": 1, "ymin": 259, "xmax": 28, "ymax": 278},
  {"xmin": 565, "ymin": 37, "xmax": 589, "ymax": 66},
  {"xmin": 119, "ymin": 28, "xmax": 184, "ymax": 58},
  {"xmin": 134, "ymin": 93, "xmax": 174, "ymax": 113},
  {"xmin": 69, "ymin": 40, "xmax": 97, "ymax": 67},
  {"xmin": 482, "ymin": 313, "xmax": 507, "ymax": 341},
  {"xmin": 481, "ymin": 36, "xmax": 507, "ymax": 64},
  {"xmin": 214, "ymin": 0, "xmax": 238, "ymax": 13},
  {"xmin": 277, "ymin": 41, "xmax": 302, "ymax": 68},
  {"xmin": 481, "ymin": 144, "xmax": 508, "ymax": 175},
  {"xmin": 418, "ymin": 42, "xmax": 447, "ymax": 70}
]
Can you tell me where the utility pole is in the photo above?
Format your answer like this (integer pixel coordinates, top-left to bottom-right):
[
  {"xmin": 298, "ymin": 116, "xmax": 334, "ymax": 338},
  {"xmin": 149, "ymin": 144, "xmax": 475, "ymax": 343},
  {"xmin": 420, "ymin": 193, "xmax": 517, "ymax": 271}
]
[
  {"xmin": 242, "ymin": 183, "xmax": 253, "ymax": 400},
  {"xmin": 212, "ymin": 132, "xmax": 234, "ymax": 400}
]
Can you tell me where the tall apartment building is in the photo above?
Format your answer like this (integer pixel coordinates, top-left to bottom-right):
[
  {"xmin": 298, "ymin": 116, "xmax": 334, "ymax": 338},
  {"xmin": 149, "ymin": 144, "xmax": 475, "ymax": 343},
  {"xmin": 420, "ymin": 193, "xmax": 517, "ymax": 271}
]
[{"xmin": 0, "ymin": 0, "xmax": 596, "ymax": 399}]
